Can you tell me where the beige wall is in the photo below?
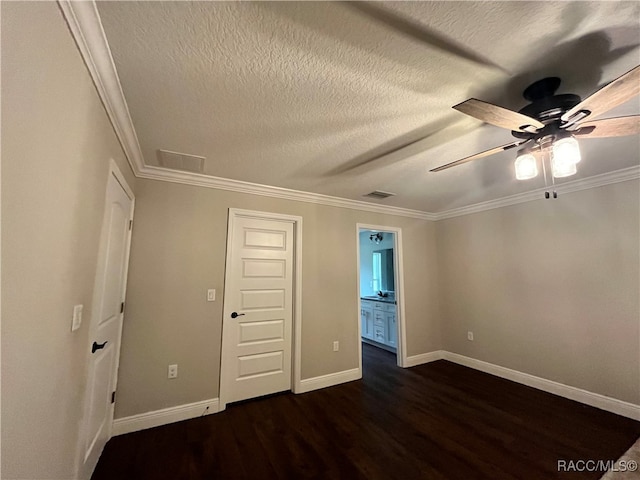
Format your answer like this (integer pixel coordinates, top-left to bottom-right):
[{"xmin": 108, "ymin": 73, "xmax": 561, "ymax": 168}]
[
  {"xmin": 2, "ymin": 3, "xmax": 135, "ymax": 479},
  {"xmin": 116, "ymin": 178, "xmax": 441, "ymax": 418},
  {"xmin": 436, "ymin": 180, "xmax": 640, "ymax": 404}
]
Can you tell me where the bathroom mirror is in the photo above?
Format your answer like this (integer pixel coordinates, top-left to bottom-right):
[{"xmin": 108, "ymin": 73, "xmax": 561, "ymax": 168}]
[{"xmin": 373, "ymin": 248, "xmax": 395, "ymax": 292}]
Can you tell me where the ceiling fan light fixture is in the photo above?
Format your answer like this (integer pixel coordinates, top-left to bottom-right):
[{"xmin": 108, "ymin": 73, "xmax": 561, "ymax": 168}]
[
  {"xmin": 514, "ymin": 149, "xmax": 538, "ymax": 180},
  {"xmin": 370, "ymin": 232, "xmax": 384, "ymax": 244},
  {"xmin": 552, "ymin": 135, "xmax": 581, "ymax": 164},
  {"xmin": 551, "ymin": 156, "xmax": 578, "ymax": 178},
  {"xmin": 551, "ymin": 135, "xmax": 580, "ymax": 178}
]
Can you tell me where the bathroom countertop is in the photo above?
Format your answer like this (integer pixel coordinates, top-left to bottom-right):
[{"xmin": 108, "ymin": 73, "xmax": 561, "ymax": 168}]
[{"xmin": 360, "ymin": 296, "xmax": 396, "ymax": 305}]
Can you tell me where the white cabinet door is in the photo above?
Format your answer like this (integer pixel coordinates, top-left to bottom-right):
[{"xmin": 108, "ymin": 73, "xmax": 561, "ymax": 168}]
[
  {"xmin": 360, "ymin": 307, "xmax": 369, "ymax": 339},
  {"xmin": 366, "ymin": 311, "xmax": 374, "ymax": 339},
  {"xmin": 361, "ymin": 301, "xmax": 374, "ymax": 340},
  {"xmin": 385, "ymin": 311, "xmax": 397, "ymax": 348}
]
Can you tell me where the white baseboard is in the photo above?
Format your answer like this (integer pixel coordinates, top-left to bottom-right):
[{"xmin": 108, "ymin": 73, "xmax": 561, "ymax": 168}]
[
  {"xmin": 112, "ymin": 398, "xmax": 220, "ymax": 436},
  {"xmin": 442, "ymin": 352, "xmax": 640, "ymax": 421},
  {"xmin": 113, "ymin": 369, "xmax": 361, "ymax": 435},
  {"xmin": 297, "ymin": 368, "xmax": 361, "ymax": 394},
  {"xmin": 404, "ymin": 350, "xmax": 445, "ymax": 367},
  {"xmin": 111, "ymin": 351, "xmax": 639, "ymax": 437}
]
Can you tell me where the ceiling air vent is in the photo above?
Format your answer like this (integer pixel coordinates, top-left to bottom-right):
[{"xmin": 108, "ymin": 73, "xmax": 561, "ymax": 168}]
[
  {"xmin": 157, "ymin": 149, "xmax": 205, "ymax": 174},
  {"xmin": 363, "ymin": 190, "xmax": 396, "ymax": 200}
]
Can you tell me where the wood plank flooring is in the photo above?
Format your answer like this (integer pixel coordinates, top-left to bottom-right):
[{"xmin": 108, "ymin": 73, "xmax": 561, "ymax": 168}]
[{"xmin": 93, "ymin": 344, "xmax": 640, "ymax": 479}]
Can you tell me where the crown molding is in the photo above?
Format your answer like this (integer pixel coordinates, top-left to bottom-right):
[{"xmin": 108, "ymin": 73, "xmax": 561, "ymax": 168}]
[
  {"xmin": 138, "ymin": 164, "xmax": 639, "ymax": 221},
  {"xmin": 137, "ymin": 165, "xmax": 437, "ymax": 220},
  {"xmin": 59, "ymin": 1, "xmax": 639, "ymax": 223},
  {"xmin": 58, "ymin": 0, "xmax": 145, "ymax": 174},
  {"xmin": 432, "ymin": 165, "xmax": 640, "ymax": 221}
]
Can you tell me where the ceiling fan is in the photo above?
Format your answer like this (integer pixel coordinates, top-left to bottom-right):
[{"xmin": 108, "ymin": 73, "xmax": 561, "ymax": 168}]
[{"xmin": 430, "ymin": 65, "xmax": 640, "ymax": 183}]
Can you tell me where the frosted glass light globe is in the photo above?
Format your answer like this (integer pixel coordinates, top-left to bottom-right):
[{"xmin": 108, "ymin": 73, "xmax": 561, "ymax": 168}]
[
  {"xmin": 552, "ymin": 136, "xmax": 581, "ymax": 178},
  {"xmin": 551, "ymin": 154, "xmax": 578, "ymax": 177},
  {"xmin": 514, "ymin": 153, "xmax": 538, "ymax": 180}
]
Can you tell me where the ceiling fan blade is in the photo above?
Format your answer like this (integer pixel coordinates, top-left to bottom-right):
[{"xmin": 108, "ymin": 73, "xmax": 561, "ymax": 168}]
[
  {"xmin": 572, "ymin": 115, "xmax": 640, "ymax": 138},
  {"xmin": 561, "ymin": 65, "xmax": 640, "ymax": 123},
  {"xmin": 430, "ymin": 140, "xmax": 528, "ymax": 172},
  {"xmin": 453, "ymin": 99, "xmax": 545, "ymax": 132}
]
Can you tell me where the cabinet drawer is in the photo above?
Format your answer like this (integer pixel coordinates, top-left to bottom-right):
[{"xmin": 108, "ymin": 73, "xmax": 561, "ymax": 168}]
[
  {"xmin": 373, "ymin": 311, "xmax": 385, "ymax": 326},
  {"xmin": 373, "ymin": 326, "xmax": 385, "ymax": 342},
  {"xmin": 373, "ymin": 302, "xmax": 384, "ymax": 310},
  {"xmin": 383, "ymin": 303, "xmax": 396, "ymax": 312},
  {"xmin": 361, "ymin": 300, "xmax": 374, "ymax": 309}
]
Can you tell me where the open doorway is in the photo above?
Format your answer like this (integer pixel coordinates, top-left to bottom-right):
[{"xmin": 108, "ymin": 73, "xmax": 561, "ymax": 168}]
[{"xmin": 356, "ymin": 224, "xmax": 406, "ymax": 370}]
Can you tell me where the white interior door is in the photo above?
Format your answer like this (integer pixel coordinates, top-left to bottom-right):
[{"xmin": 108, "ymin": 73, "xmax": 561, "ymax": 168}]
[
  {"xmin": 220, "ymin": 211, "xmax": 295, "ymax": 407},
  {"xmin": 80, "ymin": 168, "xmax": 134, "ymax": 475}
]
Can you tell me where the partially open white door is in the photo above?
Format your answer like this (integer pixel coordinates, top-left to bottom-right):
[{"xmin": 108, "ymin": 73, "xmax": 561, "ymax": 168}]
[
  {"xmin": 78, "ymin": 163, "xmax": 134, "ymax": 477},
  {"xmin": 220, "ymin": 210, "xmax": 298, "ymax": 408}
]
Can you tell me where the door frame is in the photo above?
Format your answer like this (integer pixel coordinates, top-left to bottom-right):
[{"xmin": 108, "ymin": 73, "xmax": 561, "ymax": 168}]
[
  {"xmin": 356, "ymin": 224, "xmax": 408, "ymax": 368},
  {"xmin": 76, "ymin": 159, "xmax": 135, "ymax": 478},
  {"xmin": 219, "ymin": 208, "xmax": 303, "ymax": 410}
]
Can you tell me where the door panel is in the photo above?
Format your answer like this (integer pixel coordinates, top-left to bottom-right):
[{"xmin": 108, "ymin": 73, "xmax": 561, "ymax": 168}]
[
  {"xmin": 240, "ymin": 289, "xmax": 285, "ymax": 310},
  {"xmin": 220, "ymin": 214, "xmax": 294, "ymax": 405},
  {"xmin": 80, "ymin": 172, "xmax": 133, "ymax": 474},
  {"xmin": 244, "ymin": 228, "xmax": 286, "ymax": 249},
  {"xmin": 242, "ymin": 259, "xmax": 286, "ymax": 278},
  {"xmin": 238, "ymin": 351, "xmax": 284, "ymax": 378},
  {"xmin": 239, "ymin": 320, "xmax": 284, "ymax": 344}
]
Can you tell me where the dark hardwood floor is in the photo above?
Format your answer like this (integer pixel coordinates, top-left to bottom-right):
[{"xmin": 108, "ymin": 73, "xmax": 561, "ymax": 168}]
[{"xmin": 93, "ymin": 344, "xmax": 640, "ymax": 479}]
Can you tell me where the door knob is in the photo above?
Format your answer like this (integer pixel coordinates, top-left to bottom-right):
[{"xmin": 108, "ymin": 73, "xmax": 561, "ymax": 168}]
[
  {"xmin": 92, "ymin": 341, "xmax": 108, "ymax": 353},
  {"xmin": 231, "ymin": 312, "xmax": 245, "ymax": 318}
]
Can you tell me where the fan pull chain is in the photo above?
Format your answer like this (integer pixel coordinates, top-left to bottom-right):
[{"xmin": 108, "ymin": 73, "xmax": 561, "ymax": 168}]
[
  {"xmin": 550, "ymin": 158, "xmax": 557, "ymax": 199},
  {"xmin": 539, "ymin": 139, "xmax": 557, "ymax": 199},
  {"xmin": 540, "ymin": 144, "xmax": 550, "ymax": 199}
]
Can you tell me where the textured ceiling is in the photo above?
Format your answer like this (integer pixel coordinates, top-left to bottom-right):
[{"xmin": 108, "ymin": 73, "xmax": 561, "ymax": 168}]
[{"xmin": 97, "ymin": 1, "xmax": 640, "ymax": 212}]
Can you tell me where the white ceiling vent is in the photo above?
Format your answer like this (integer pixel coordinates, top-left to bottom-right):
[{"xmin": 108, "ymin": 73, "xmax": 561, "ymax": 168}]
[
  {"xmin": 363, "ymin": 190, "xmax": 396, "ymax": 200},
  {"xmin": 157, "ymin": 149, "xmax": 205, "ymax": 173}
]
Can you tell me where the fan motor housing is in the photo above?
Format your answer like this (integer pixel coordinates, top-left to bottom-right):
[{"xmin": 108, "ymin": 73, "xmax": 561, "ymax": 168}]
[
  {"xmin": 512, "ymin": 94, "xmax": 581, "ymax": 139},
  {"xmin": 511, "ymin": 77, "xmax": 582, "ymax": 139}
]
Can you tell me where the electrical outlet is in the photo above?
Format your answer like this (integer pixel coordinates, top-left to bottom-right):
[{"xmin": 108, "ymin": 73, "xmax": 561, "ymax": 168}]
[
  {"xmin": 201, "ymin": 403, "xmax": 215, "ymax": 417},
  {"xmin": 467, "ymin": 331, "xmax": 474, "ymax": 341},
  {"xmin": 168, "ymin": 364, "xmax": 178, "ymax": 379},
  {"xmin": 207, "ymin": 289, "xmax": 216, "ymax": 302},
  {"xmin": 333, "ymin": 341, "xmax": 339, "ymax": 352}
]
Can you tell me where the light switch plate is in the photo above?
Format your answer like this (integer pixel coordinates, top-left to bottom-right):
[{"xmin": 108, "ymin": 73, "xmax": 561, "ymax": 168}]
[
  {"xmin": 207, "ymin": 289, "xmax": 216, "ymax": 302},
  {"xmin": 72, "ymin": 304, "xmax": 83, "ymax": 332}
]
